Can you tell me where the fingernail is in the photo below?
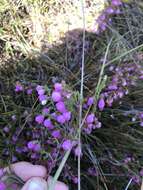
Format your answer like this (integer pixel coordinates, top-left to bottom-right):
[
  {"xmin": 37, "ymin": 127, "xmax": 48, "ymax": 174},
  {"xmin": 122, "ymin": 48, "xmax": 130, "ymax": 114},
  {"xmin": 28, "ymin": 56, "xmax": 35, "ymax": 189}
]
[{"xmin": 27, "ymin": 179, "xmax": 46, "ymax": 190}]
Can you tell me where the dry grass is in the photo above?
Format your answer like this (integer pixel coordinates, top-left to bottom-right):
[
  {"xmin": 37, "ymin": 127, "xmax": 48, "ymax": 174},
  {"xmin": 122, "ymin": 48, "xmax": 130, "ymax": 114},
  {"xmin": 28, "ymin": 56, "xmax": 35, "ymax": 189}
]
[{"xmin": 0, "ymin": 0, "xmax": 105, "ymax": 59}]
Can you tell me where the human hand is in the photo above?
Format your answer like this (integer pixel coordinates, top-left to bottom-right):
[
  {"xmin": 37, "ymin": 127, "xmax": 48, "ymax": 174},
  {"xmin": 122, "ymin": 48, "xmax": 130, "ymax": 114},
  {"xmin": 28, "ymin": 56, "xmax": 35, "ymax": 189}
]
[{"xmin": 0, "ymin": 162, "xmax": 68, "ymax": 190}]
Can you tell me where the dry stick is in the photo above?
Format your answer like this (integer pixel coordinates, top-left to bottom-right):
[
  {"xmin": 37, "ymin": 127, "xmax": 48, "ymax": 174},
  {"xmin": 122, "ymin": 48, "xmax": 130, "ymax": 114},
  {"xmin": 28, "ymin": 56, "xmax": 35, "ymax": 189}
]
[
  {"xmin": 78, "ymin": 0, "xmax": 86, "ymax": 190},
  {"xmin": 124, "ymin": 178, "xmax": 133, "ymax": 190}
]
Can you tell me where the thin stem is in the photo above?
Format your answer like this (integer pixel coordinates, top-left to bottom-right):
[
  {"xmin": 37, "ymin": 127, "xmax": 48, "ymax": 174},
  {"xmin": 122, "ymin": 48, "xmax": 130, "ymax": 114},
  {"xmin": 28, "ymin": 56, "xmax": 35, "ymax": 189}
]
[
  {"xmin": 48, "ymin": 149, "xmax": 71, "ymax": 190},
  {"xmin": 78, "ymin": 1, "xmax": 86, "ymax": 190},
  {"xmin": 124, "ymin": 178, "xmax": 133, "ymax": 190}
]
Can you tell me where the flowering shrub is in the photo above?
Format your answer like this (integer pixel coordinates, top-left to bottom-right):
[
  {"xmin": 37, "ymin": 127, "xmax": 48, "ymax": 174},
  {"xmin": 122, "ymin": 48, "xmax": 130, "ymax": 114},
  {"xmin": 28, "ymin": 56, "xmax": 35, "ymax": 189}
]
[
  {"xmin": 96, "ymin": 0, "xmax": 123, "ymax": 33},
  {"xmin": 0, "ymin": 1, "xmax": 143, "ymax": 189},
  {"xmin": 1, "ymin": 57, "xmax": 143, "ymax": 188}
]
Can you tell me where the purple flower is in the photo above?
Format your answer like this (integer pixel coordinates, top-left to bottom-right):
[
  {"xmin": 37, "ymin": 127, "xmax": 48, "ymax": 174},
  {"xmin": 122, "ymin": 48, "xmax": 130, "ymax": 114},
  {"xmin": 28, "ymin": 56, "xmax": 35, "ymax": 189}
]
[
  {"xmin": 98, "ymin": 98, "xmax": 105, "ymax": 111},
  {"xmin": 84, "ymin": 127, "xmax": 92, "ymax": 134},
  {"xmin": 83, "ymin": 104, "xmax": 88, "ymax": 109},
  {"xmin": 42, "ymin": 108, "xmax": 50, "ymax": 115},
  {"xmin": 3, "ymin": 127, "xmax": 9, "ymax": 133},
  {"xmin": 44, "ymin": 119, "xmax": 54, "ymax": 129},
  {"xmin": 124, "ymin": 157, "xmax": 131, "ymax": 164},
  {"xmin": 63, "ymin": 111, "xmax": 71, "ymax": 121},
  {"xmin": 52, "ymin": 91, "xmax": 62, "ymax": 102},
  {"xmin": 132, "ymin": 175, "xmax": 140, "ymax": 184},
  {"xmin": 97, "ymin": 15, "xmax": 106, "ymax": 24},
  {"xmin": 35, "ymin": 115, "xmax": 44, "ymax": 124},
  {"xmin": 87, "ymin": 97, "xmax": 94, "ymax": 106},
  {"xmin": 27, "ymin": 141, "xmax": 35, "ymax": 150},
  {"xmin": 31, "ymin": 153, "xmax": 38, "ymax": 159},
  {"xmin": 38, "ymin": 95, "xmax": 48, "ymax": 105},
  {"xmin": 15, "ymin": 83, "xmax": 23, "ymax": 92},
  {"xmin": 99, "ymin": 14, "xmax": 106, "ymax": 21},
  {"xmin": 12, "ymin": 156, "xmax": 17, "ymax": 162},
  {"xmin": 12, "ymin": 135, "xmax": 18, "ymax": 142},
  {"xmin": 0, "ymin": 182, "xmax": 6, "ymax": 190},
  {"xmin": 139, "ymin": 75, "xmax": 143, "ymax": 79},
  {"xmin": 139, "ymin": 113, "xmax": 143, "ymax": 119},
  {"xmin": 115, "ymin": 9, "xmax": 121, "ymax": 14},
  {"xmin": 27, "ymin": 141, "xmax": 41, "ymax": 152},
  {"xmin": 23, "ymin": 146, "xmax": 28, "ymax": 152},
  {"xmin": 74, "ymin": 146, "xmax": 82, "ymax": 157},
  {"xmin": 51, "ymin": 130, "xmax": 61, "ymax": 139},
  {"xmin": 54, "ymin": 83, "xmax": 63, "ymax": 91},
  {"xmin": 106, "ymin": 7, "xmax": 114, "ymax": 14},
  {"xmin": 117, "ymin": 91, "xmax": 124, "ymax": 98},
  {"xmin": 100, "ymin": 22, "xmax": 107, "ymax": 31},
  {"xmin": 108, "ymin": 84, "xmax": 118, "ymax": 90},
  {"xmin": 33, "ymin": 144, "xmax": 41, "ymax": 152},
  {"xmin": 62, "ymin": 140, "xmax": 72, "ymax": 150},
  {"xmin": 56, "ymin": 101, "xmax": 66, "ymax": 113},
  {"xmin": 37, "ymin": 89, "xmax": 45, "ymax": 95},
  {"xmin": 88, "ymin": 124, "xmax": 93, "ymax": 130},
  {"xmin": 109, "ymin": 66, "xmax": 114, "ymax": 71},
  {"xmin": 11, "ymin": 115, "xmax": 16, "ymax": 121},
  {"xmin": 95, "ymin": 122, "xmax": 102, "ymax": 128},
  {"xmin": 27, "ymin": 88, "xmax": 33, "ymax": 95},
  {"xmin": 57, "ymin": 115, "xmax": 66, "ymax": 124},
  {"xmin": 51, "ymin": 112, "xmax": 57, "ymax": 119},
  {"xmin": 36, "ymin": 85, "xmax": 43, "ymax": 92},
  {"xmin": 72, "ymin": 177, "xmax": 78, "ymax": 184},
  {"xmin": 111, "ymin": 0, "xmax": 122, "ymax": 6},
  {"xmin": 86, "ymin": 114, "xmax": 95, "ymax": 124}
]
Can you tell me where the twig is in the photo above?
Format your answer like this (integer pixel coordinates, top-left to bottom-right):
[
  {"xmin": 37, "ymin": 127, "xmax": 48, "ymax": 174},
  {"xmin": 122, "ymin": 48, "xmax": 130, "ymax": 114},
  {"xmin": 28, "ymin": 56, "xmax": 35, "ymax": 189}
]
[
  {"xmin": 124, "ymin": 178, "xmax": 133, "ymax": 190},
  {"xmin": 78, "ymin": 0, "xmax": 86, "ymax": 190}
]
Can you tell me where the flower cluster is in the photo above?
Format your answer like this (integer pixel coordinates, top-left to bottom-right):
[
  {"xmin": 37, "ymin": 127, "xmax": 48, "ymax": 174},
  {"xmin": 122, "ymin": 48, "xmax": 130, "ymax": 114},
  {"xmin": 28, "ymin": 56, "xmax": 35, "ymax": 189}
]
[
  {"xmin": 15, "ymin": 82, "xmax": 33, "ymax": 95},
  {"xmin": 84, "ymin": 113, "xmax": 102, "ymax": 134},
  {"xmin": 35, "ymin": 83, "xmax": 72, "ymax": 128},
  {"xmin": 2, "ymin": 59, "xmax": 143, "ymax": 187},
  {"xmin": 98, "ymin": 63, "xmax": 143, "ymax": 111},
  {"xmin": 96, "ymin": 0, "xmax": 123, "ymax": 34},
  {"xmin": 36, "ymin": 85, "xmax": 48, "ymax": 105},
  {"xmin": 15, "ymin": 82, "xmax": 23, "ymax": 92}
]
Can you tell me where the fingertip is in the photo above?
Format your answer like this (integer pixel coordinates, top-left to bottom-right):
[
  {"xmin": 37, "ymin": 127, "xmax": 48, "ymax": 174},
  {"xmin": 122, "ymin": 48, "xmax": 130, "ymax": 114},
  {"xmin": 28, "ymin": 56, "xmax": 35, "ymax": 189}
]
[
  {"xmin": 48, "ymin": 176, "xmax": 69, "ymax": 190},
  {"xmin": 21, "ymin": 177, "xmax": 47, "ymax": 190},
  {"xmin": 5, "ymin": 162, "xmax": 47, "ymax": 181}
]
